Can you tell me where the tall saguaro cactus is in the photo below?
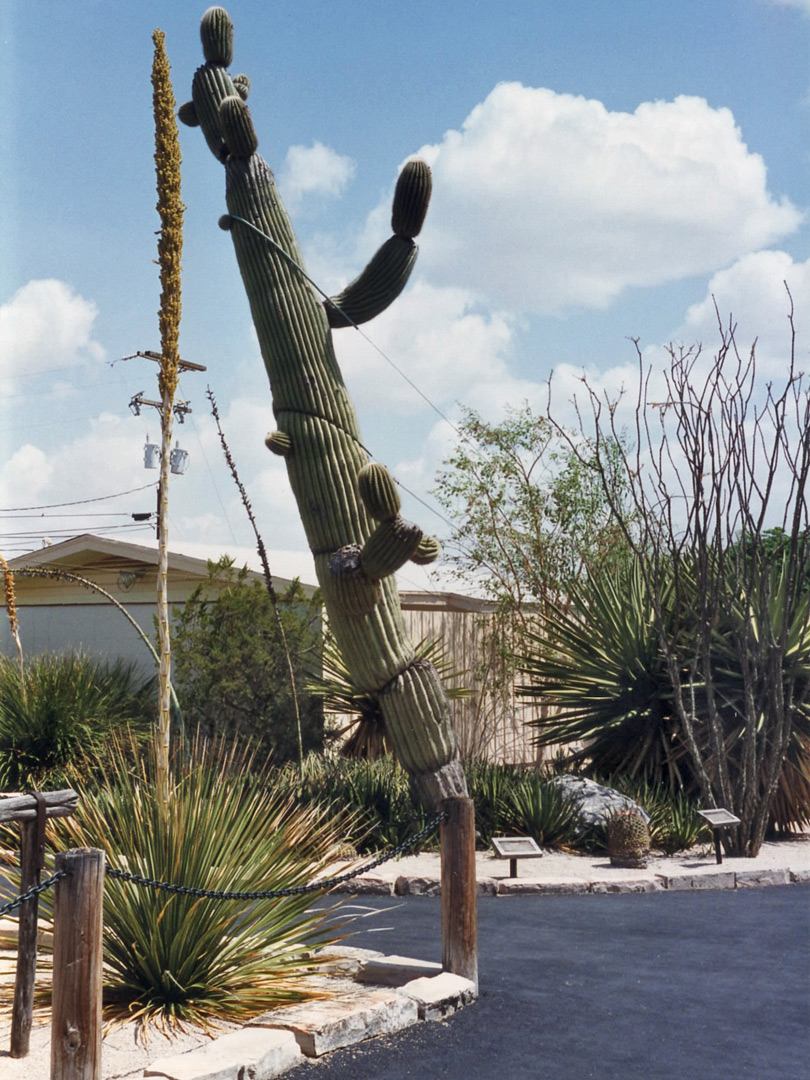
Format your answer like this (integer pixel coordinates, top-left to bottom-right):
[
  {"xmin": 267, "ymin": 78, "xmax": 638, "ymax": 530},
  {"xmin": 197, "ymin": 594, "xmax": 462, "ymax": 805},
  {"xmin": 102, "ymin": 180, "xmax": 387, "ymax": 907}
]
[{"xmin": 180, "ymin": 7, "xmax": 466, "ymax": 807}]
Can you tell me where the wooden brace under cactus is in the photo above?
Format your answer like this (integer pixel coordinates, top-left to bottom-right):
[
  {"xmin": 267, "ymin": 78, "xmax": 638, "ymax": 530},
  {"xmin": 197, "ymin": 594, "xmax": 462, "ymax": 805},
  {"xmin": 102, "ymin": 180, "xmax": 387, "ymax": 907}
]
[{"xmin": 181, "ymin": 6, "xmax": 465, "ymax": 807}]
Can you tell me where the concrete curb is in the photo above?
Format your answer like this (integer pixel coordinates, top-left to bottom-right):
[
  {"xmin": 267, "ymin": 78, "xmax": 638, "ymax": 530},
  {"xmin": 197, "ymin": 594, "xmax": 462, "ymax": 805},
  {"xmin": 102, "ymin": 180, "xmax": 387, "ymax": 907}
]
[
  {"xmin": 332, "ymin": 864, "xmax": 806, "ymax": 896},
  {"xmin": 144, "ymin": 954, "xmax": 477, "ymax": 1080}
]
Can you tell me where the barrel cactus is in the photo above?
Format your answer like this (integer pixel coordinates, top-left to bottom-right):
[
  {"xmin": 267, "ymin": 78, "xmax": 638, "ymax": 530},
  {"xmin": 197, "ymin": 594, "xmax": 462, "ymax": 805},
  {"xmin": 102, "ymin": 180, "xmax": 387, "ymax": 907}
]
[
  {"xmin": 606, "ymin": 809, "xmax": 651, "ymax": 869},
  {"xmin": 180, "ymin": 7, "xmax": 465, "ymax": 808}
]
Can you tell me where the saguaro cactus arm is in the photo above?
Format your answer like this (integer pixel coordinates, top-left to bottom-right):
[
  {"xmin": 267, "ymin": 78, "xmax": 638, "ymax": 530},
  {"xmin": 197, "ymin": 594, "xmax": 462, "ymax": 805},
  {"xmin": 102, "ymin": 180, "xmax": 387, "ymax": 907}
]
[
  {"xmin": 181, "ymin": 7, "xmax": 464, "ymax": 807},
  {"xmin": 324, "ymin": 162, "xmax": 431, "ymax": 329}
]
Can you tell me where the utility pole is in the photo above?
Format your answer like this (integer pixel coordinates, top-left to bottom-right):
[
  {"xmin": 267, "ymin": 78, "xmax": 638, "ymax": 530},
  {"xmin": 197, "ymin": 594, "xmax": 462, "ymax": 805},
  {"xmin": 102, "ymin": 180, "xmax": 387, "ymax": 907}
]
[{"xmin": 124, "ymin": 351, "xmax": 206, "ymax": 540}]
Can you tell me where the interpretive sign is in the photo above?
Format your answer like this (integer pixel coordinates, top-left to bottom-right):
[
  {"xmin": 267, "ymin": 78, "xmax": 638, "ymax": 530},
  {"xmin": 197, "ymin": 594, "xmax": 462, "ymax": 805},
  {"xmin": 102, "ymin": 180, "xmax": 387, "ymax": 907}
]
[
  {"xmin": 698, "ymin": 808, "xmax": 741, "ymax": 828},
  {"xmin": 698, "ymin": 808, "xmax": 741, "ymax": 864},
  {"xmin": 491, "ymin": 836, "xmax": 543, "ymax": 878}
]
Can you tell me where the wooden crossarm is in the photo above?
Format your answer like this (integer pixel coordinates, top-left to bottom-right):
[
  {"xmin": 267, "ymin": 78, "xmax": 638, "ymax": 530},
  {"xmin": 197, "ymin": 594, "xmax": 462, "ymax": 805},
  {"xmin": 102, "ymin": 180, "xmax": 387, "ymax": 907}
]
[{"xmin": 0, "ymin": 790, "xmax": 78, "ymax": 824}]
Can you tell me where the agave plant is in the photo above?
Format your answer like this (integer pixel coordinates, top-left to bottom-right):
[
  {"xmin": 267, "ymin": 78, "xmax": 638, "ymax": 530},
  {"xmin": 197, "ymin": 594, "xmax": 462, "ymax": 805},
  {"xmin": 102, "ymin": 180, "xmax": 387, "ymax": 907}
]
[
  {"xmin": 0, "ymin": 652, "xmax": 153, "ymax": 790},
  {"xmin": 309, "ymin": 634, "xmax": 469, "ymax": 760},
  {"xmin": 501, "ymin": 771, "xmax": 581, "ymax": 849},
  {"xmin": 56, "ymin": 735, "xmax": 345, "ymax": 1032},
  {"xmin": 520, "ymin": 559, "xmax": 689, "ymax": 788},
  {"xmin": 465, "ymin": 759, "xmax": 524, "ymax": 847},
  {"xmin": 521, "ymin": 553, "xmax": 810, "ymax": 832}
]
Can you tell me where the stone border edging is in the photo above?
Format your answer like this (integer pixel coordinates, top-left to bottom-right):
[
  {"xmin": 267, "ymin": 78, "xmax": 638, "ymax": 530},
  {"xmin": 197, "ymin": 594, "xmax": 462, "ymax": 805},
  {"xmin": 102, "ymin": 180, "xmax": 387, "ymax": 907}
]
[
  {"xmin": 332, "ymin": 865, "xmax": 809, "ymax": 896},
  {"xmin": 143, "ymin": 952, "xmax": 476, "ymax": 1080}
]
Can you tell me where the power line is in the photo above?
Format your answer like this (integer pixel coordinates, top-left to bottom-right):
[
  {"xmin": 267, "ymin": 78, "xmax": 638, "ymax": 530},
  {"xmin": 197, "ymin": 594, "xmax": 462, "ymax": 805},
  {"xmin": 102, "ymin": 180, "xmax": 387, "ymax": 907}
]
[
  {"xmin": 226, "ymin": 214, "xmax": 466, "ymax": 443},
  {"xmin": 0, "ymin": 482, "xmax": 158, "ymax": 513},
  {"xmin": 0, "ymin": 523, "xmax": 154, "ymax": 539},
  {"xmin": 0, "ymin": 512, "xmax": 136, "ymax": 519}
]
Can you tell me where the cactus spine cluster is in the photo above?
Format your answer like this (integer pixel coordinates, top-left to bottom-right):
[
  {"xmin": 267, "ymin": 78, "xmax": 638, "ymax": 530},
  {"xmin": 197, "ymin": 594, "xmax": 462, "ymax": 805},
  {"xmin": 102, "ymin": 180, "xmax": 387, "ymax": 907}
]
[
  {"xmin": 181, "ymin": 7, "xmax": 466, "ymax": 807},
  {"xmin": 606, "ymin": 809, "xmax": 651, "ymax": 868}
]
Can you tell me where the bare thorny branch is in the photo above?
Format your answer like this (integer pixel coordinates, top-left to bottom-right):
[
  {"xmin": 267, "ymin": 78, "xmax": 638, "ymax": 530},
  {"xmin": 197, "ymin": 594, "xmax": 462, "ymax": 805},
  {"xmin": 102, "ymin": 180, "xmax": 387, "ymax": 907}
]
[
  {"xmin": 207, "ymin": 388, "xmax": 306, "ymax": 773},
  {"xmin": 546, "ymin": 287, "xmax": 810, "ymax": 854}
]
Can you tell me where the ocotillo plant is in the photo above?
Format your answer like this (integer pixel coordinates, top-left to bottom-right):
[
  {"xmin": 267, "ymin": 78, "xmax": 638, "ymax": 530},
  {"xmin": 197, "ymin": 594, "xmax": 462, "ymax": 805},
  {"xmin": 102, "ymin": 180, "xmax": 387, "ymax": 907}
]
[{"xmin": 180, "ymin": 6, "xmax": 466, "ymax": 807}]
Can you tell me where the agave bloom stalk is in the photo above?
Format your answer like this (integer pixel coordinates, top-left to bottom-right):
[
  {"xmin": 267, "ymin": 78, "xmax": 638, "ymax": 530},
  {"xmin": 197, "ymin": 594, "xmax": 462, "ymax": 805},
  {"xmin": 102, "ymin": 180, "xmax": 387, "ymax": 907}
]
[
  {"xmin": 180, "ymin": 7, "xmax": 465, "ymax": 806},
  {"xmin": 0, "ymin": 551, "xmax": 24, "ymax": 699},
  {"xmin": 152, "ymin": 28, "xmax": 184, "ymax": 806}
]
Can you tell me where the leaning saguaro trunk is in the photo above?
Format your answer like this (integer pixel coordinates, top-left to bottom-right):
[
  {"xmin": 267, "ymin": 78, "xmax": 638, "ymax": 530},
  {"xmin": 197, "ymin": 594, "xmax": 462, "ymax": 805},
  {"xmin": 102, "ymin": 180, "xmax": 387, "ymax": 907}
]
[{"xmin": 181, "ymin": 7, "xmax": 466, "ymax": 807}]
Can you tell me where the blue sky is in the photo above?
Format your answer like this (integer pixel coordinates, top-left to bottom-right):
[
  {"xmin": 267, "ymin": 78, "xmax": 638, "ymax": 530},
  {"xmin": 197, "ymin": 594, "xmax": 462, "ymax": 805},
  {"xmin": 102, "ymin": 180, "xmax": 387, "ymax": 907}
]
[{"xmin": 2, "ymin": 0, "xmax": 809, "ymax": 587}]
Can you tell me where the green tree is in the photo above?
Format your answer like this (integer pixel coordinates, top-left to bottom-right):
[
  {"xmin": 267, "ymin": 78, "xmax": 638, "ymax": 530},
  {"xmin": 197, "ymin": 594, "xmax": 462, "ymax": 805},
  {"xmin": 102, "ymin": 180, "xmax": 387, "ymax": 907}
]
[
  {"xmin": 170, "ymin": 558, "xmax": 324, "ymax": 763},
  {"xmin": 434, "ymin": 404, "xmax": 632, "ymax": 627},
  {"xmin": 432, "ymin": 403, "xmax": 634, "ymax": 731}
]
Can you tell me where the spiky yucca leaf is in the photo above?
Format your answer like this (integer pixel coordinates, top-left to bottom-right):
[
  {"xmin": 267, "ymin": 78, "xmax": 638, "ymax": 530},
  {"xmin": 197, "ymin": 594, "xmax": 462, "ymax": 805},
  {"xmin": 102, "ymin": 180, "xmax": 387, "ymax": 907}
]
[
  {"xmin": 57, "ymin": 736, "xmax": 344, "ymax": 1032},
  {"xmin": 521, "ymin": 560, "xmax": 688, "ymax": 786}
]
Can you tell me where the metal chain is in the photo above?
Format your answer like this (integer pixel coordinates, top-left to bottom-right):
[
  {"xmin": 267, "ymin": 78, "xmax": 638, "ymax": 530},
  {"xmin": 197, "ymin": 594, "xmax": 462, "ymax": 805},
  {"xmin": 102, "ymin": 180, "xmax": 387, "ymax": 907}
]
[
  {"xmin": 0, "ymin": 870, "xmax": 69, "ymax": 917},
  {"xmin": 106, "ymin": 811, "xmax": 446, "ymax": 901}
]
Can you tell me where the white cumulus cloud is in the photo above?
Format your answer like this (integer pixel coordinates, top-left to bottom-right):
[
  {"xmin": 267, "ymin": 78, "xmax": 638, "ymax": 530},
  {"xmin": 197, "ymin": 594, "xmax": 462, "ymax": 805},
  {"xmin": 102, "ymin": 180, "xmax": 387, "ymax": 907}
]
[
  {"xmin": 0, "ymin": 279, "xmax": 105, "ymax": 375},
  {"xmin": 279, "ymin": 141, "xmax": 356, "ymax": 213},
  {"xmin": 759, "ymin": 0, "xmax": 810, "ymax": 13},
  {"xmin": 0, "ymin": 445, "xmax": 54, "ymax": 509},
  {"xmin": 675, "ymin": 250, "xmax": 810, "ymax": 375},
  {"xmin": 333, "ymin": 280, "xmax": 515, "ymax": 415},
  {"xmin": 401, "ymin": 84, "xmax": 802, "ymax": 314}
]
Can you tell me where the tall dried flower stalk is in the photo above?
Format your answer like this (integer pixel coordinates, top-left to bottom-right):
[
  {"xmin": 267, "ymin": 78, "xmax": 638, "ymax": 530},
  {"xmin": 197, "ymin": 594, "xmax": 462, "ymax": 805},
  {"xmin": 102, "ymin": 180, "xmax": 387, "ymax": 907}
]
[
  {"xmin": 152, "ymin": 28, "xmax": 184, "ymax": 807},
  {"xmin": 0, "ymin": 553, "xmax": 25, "ymax": 699}
]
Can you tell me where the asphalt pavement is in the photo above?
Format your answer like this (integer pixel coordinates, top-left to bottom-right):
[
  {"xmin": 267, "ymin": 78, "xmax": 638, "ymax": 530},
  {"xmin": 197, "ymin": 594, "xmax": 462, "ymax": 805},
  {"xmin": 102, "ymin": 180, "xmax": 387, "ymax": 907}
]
[{"xmin": 295, "ymin": 885, "xmax": 810, "ymax": 1080}]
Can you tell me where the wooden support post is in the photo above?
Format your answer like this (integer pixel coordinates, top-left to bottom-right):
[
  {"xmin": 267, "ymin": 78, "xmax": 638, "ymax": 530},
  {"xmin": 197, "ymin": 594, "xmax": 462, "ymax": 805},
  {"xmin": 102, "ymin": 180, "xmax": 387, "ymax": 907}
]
[
  {"xmin": 50, "ymin": 848, "xmax": 104, "ymax": 1080},
  {"xmin": 10, "ymin": 819, "xmax": 40, "ymax": 1057},
  {"xmin": 440, "ymin": 796, "xmax": 478, "ymax": 992}
]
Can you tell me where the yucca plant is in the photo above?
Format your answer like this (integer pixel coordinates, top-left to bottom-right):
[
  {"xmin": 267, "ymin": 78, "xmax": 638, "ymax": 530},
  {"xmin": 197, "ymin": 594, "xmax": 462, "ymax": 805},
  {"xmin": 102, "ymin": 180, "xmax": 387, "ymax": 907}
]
[
  {"xmin": 0, "ymin": 652, "xmax": 153, "ymax": 790},
  {"xmin": 521, "ymin": 553, "xmax": 810, "ymax": 837},
  {"xmin": 56, "ymin": 735, "xmax": 345, "ymax": 1033}
]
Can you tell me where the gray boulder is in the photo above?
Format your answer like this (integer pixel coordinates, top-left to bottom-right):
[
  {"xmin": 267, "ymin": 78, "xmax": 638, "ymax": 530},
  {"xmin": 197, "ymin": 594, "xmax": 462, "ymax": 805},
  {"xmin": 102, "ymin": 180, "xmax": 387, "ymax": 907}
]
[{"xmin": 548, "ymin": 775, "xmax": 650, "ymax": 833}]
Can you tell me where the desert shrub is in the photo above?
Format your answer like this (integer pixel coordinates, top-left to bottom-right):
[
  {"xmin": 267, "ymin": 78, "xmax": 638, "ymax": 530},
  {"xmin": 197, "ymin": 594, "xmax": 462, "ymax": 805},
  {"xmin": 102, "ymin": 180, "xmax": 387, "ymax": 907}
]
[
  {"xmin": 0, "ymin": 652, "xmax": 153, "ymax": 790},
  {"xmin": 171, "ymin": 559, "xmax": 324, "ymax": 765}
]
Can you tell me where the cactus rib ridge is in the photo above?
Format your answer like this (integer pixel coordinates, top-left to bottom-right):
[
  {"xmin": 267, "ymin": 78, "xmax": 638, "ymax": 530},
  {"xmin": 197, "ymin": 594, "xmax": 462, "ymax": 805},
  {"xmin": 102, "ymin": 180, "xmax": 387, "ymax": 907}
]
[
  {"xmin": 226, "ymin": 214, "xmax": 360, "ymax": 323},
  {"xmin": 274, "ymin": 406, "xmax": 369, "ymax": 455}
]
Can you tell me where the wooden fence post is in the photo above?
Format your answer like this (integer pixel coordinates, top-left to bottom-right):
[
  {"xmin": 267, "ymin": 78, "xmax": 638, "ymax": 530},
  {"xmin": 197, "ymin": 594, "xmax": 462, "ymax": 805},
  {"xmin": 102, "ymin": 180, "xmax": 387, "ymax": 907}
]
[
  {"xmin": 2, "ymin": 789, "xmax": 78, "ymax": 1060},
  {"xmin": 10, "ymin": 817, "xmax": 41, "ymax": 1057},
  {"xmin": 440, "ymin": 796, "xmax": 478, "ymax": 991},
  {"xmin": 50, "ymin": 847, "xmax": 104, "ymax": 1080}
]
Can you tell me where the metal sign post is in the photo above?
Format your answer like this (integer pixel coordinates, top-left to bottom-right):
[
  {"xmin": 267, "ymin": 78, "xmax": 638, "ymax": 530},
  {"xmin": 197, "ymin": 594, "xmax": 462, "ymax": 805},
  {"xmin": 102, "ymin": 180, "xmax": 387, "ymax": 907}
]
[
  {"xmin": 491, "ymin": 836, "xmax": 544, "ymax": 878},
  {"xmin": 697, "ymin": 808, "xmax": 741, "ymax": 864}
]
